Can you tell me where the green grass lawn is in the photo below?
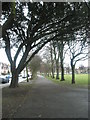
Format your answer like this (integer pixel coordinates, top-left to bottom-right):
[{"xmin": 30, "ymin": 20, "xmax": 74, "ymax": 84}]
[{"xmin": 46, "ymin": 74, "xmax": 88, "ymax": 87}]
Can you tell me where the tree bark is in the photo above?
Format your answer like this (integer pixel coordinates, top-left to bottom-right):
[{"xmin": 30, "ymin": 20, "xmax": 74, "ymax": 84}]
[
  {"xmin": 58, "ymin": 41, "xmax": 65, "ymax": 81},
  {"xmin": 50, "ymin": 42, "xmax": 55, "ymax": 79},
  {"xmin": 56, "ymin": 59, "xmax": 59, "ymax": 79},
  {"xmin": 26, "ymin": 65, "xmax": 29, "ymax": 82},
  {"xmin": 71, "ymin": 59, "xmax": 75, "ymax": 84},
  {"xmin": 60, "ymin": 60, "xmax": 65, "ymax": 81},
  {"xmin": 9, "ymin": 70, "xmax": 19, "ymax": 88},
  {"xmin": 71, "ymin": 65, "xmax": 75, "ymax": 84},
  {"xmin": 53, "ymin": 42, "xmax": 59, "ymax": 79},
  {"xmin": 52, "ymin": 63, "xmax": 55, "ymax": 78},
  {"xmin": 9, "ymin": 62, "xmax": 19, "ymax": 88}
]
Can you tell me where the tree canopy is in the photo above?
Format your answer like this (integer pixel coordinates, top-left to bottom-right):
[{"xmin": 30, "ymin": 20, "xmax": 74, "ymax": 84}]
[{"xmin": 1, "ymin": 2, "xmax": 90, "ymax": 87}]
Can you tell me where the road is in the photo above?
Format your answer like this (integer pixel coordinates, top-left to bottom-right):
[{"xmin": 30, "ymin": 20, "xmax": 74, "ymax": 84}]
[{"xmin": 13, "ymin": 75, "xmax": 88, "ymax": 118}]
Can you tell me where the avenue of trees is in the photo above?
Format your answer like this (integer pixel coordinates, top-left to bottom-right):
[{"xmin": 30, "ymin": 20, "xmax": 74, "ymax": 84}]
[
  {"xmin": 1, "ymin": 2, "xmax": 90, "ymax": 87},
  {"xmin": 40, "ymin": 32, "xmax": 89, "ymax": 84}
]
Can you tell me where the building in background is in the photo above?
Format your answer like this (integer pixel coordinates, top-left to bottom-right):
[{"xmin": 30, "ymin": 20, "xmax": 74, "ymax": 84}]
[{"xmin": 0, "ymin": 62, "xmax": 10, "ymax": 75}]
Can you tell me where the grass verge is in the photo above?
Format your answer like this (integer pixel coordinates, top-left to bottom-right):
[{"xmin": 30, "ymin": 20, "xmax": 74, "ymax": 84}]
[{"xmin": 46, "ymin": 74, "xmax": 88, "ymax": 88}]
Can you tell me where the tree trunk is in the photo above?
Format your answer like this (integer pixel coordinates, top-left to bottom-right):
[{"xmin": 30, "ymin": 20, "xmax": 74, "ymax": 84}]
[
  {"xmin": 51, "ymin": 54, "xmax": 54, "ymax": 78},
  {"xmin": 56, "ymin": 68, "xmax": 59, "ymax": 79},
  {"xmin": 9, "ymin": 70, "xmax": 19, "ymax": 88},
  {"xmin": 71, "ymin": 59, "xmax": 75, "ymax": 84},
  {"xmin": 26, "ymin": 65, "xmax": 29, "ymax": 82},
  {"xmin": 50, "ymin": 42, "xmax": 55, "ymax": 79},
  {"xmin": 51, "ymin": 62, "xmax": 55, "ymax": 79},
  {"xmin": 56, "ymin": 59, "xmax": 59, "ymax": 79},
  {"xmin": 61, "ymin": 60, "xmax": 65, "ymax": 81},
  {"xmin": 58, "ymin": 41, "xmax": 65, "ymax": 81},
  {"xmin": 71, "ymin": 65, "xmax": 75, "ymax": 84}
]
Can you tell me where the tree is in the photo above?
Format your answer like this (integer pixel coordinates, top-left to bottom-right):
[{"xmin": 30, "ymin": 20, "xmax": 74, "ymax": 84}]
[
  {"xmin": 40, "ymin": 61, "xmax": 51, "ymax": 76},
  {"xmin": 52, "ymin": 36, "xmax": 68, "ymax": 81},
  {"xmin": 57, "ymin": 40, "xmax": 66, "ymax": 81},
  {"xmin": 67, "ymin": 33, "xmax": 89, "ymax": 84},
  {"xmin": 29, "ymin": 55, "xmax": 42, "ymax": 78},
  {"xmin": 52, "ymin": 41, "xmax": 59, "ymax": 79},
  {"xmin": 50, "ymin": 41, "xmax": 55, "ymax": 78},
  {"xmin": 65, "ymin": 64, "xmax": 70, "ymax": 74},
  {"xmin": 41, "ymin": 45, "xmax": 52, "ymax": 76},
  {"xmin": 79, "ymin": 65, "xmax": 87, "ymax": 74},
  {"xmin": 1, "ymin": 2, "xmax": 89, "ymax": 87}
]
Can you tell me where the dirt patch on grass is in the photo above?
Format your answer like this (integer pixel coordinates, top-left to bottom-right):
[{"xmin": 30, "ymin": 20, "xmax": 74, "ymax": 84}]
[{"xmin": 2, "ymin": 82, "xmax": 33, "ymax": 118}]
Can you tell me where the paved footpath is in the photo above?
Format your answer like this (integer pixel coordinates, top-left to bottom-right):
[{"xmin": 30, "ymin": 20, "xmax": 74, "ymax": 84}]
[{"xmin": 13, "ymin": 75, "xmax": 88, "ymax": 118}]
